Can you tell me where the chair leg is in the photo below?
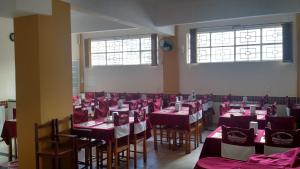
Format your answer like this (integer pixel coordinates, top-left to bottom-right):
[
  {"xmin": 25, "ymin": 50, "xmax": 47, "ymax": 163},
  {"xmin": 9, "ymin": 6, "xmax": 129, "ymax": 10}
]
[
  {"xmin": 85, "ymin": 147, "xmax": 89, "ymax": 168},
  {"xmin": 36, "ymin": 156, "xmax": 39, "ymax": 169},
  {"xmin": 89, "ymin": 146, "xmax": 93, "ymax": 169},
  {"xmin": 159, "ymin": 126, "xmax": 163, "ymax": 144},
  {"xmin": 134, "ymin": 143, "xmax": 137, "ymax": 168},
  {"xmin": 115, "ymin": 150, "xmax": 119, "ymax": 169},
  {"xmin": 194, "ymin": 129, "xmax": 197, "ymax": 149},
  {"xmin": 55, "ymin": 157, "xmax": 59, "ymax": 169},
  {"xmin": 14, "ymin": 138, "xmax": 17, "ymax": 159},
  {"xmin": 96, "ymin": 147, "xmax": 100, "ymax": 169},
  {"xmin": 168, "ymin": 130, "xmax": 172, "ymax": 150},
  {"xmin": 126, "ymin": 148, "xmax": 130, "ymax": 169},
  {"xmin": 143, "ymin": 139, "xmax": 147, "ymax": 163},
  {"xmin": 153, "ymin": 127, "xmax": 158, "ymax": 151}
]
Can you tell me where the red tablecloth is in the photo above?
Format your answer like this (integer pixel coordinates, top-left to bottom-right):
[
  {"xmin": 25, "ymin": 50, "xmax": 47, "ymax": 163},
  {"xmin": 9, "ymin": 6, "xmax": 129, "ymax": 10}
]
[
  {"xmin": 149, "ymin": 106, "xmax": 190, "ymax": 130},
  {"xmin": 194, "ymin": 157, "xmax": 286, "ymax": 169},
  {"xmin": 109, "ymin": 104, "xmax": 130, "ymax": 113},
  {"xmin": 199, "ymin": 126, "xmax": 265, "ymax": 159},
  {"xmin": 74, "ymin": 117, "xmax": 152, "ymax": 141},
  {"xmin": 1, "ymin": 120, "xmax": 17, "ymax": 145},
  {"xmin": 229, "ymin": 102, "xmax": 262, "ymax": 110},
  {"xmin": 218, "ymin": 109, "xmax": 267, "ymax": 129},
  {"xmin": 291, "ymin": 105, "xmax": 300, "ymax": 129},
  {"xmin": 196, "ymin": 148, "xmax": 300, "ymax": 169}
]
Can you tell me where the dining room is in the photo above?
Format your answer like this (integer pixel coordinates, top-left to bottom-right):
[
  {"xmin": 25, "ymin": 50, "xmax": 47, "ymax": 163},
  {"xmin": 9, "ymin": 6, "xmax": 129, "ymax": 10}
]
[{"xmin": 1, "ymin": 1, "xmax": 300, "ymax": 169}]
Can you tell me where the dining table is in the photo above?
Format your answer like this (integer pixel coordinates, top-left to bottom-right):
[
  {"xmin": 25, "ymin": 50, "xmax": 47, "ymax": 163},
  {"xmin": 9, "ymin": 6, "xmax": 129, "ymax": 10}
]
[
  {"xmin": 149, "ymin": 106, "xmax": 190, "ymax": 150},
  {"xmin": 228, "ymin": 101, "xmax": 262, "ymax": 109},
  {"xmin": 109, "ymin": 104, "xmax": 130, "ymax": 113},
  {"xmin": 218, "ymin": 109, "xmax": 267, "ymax": 129},
  {"xmin": 74, "ymin": 117, "xmax": 151, "ymax": 169},
  {"xmin": 199, "ymin": 126, "xmax": 265, "ymax": 159},
  {"xmin": 291, "ymin": 104, "xmax": 300, "ymax": 129},
  {"xmin": 1, "ymin": 119, "xmax": 17, "ymax": 161}
]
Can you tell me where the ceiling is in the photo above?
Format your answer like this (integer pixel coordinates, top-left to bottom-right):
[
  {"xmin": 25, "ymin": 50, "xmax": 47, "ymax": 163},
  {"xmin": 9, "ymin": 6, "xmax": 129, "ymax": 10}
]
[{"xmin": 1, "ymin": 0, "xmax": 300, "ymax": 34}]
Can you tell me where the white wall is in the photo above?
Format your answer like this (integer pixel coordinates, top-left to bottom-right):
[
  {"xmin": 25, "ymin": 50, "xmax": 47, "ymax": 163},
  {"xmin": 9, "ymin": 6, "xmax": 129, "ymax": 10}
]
[
  {"xmin": 177, "ymin": 14, "xmax": 297, "ymax": 97},
  {"xmin": 0, "ymin": 17, "xmax": 16, "ymax": 100},
  {"xmin": 77, "ymin": 29, "xmax": 164, "ymax": 93}
]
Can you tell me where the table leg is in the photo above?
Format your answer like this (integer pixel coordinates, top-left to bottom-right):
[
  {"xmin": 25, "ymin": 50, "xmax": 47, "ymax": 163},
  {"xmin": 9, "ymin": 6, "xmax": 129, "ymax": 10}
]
[
  {"xmin": 14, "ymin": 138, "xmax": 17, "ymax": 159},
  {"xmin": 153, "ymin": 126, "xmax": 158, "ymax": 151},
  {"xmin": 8, "ymin": 137, "xmax": 12, "ymax": 161},
  {"xmin": 107, "ymin": 140, "xmax": 112, "ymax": 169}
]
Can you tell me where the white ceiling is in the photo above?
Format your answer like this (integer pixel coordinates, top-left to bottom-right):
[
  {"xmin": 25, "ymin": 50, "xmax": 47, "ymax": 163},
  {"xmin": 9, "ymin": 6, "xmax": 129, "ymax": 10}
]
[
  {"xmin": 140, "ymin": 0, "xmax": 300, "ymax": 26},
  {"xmin": 1, "ymin": 0, "xmax": 300, "ymax": 34},
  {"xmin": 71, "ymin": 10, "xmax": 132, "ymax": 33},
  {"xmin": 68, "ymin": 0, "xmax": 300, "ymax": 34}
]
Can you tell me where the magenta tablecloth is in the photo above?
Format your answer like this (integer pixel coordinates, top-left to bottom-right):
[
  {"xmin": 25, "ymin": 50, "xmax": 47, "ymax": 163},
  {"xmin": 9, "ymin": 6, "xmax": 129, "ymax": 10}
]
[
  {"xmin": 1, "ymin": 120, "xmax": 17, "ymax": 145},
  {"xmin": 218, "ymin": 109, "xmax": 267, "ymax": 129},
  {"xmin": 199, "ymin": 126, "xmax": 265, "ymax": 159},
  {"xmin": 74, "ymin": 117, "xmax": 152, "ymax": 141},
  {"xmin": 196, "ymin": 148, "xmax": 300, "ymax": 169},
  {"xmin": 194, "ymin": 157, "xmax": 286, "ymax": 169},
  {"xmin": 149, "ymin": 106, "xmax": 190, "ymax": 130}
]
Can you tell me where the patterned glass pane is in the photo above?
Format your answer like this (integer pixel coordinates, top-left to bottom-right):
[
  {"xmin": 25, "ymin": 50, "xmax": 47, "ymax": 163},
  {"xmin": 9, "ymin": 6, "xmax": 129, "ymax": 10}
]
[
  {"xmin": 236, "ymin": 29, "xmax": 261, "ymax": 45},
  {"xmin": 236, "ymin": 46, "xmax": 261, "ymax": 61},
  {"xmin": 91, "ymin": 41, "xmax": 106, "ymax": 53},
  {"xmin": 141, "ymin": 51, "xmax": 152, "ymax": 64},
  {"xmin": 107, "ymin": 52, "xmax": 122, "ymax": 65},
  {"xmin": 91, "ymin": 53, "xmax": 106, "ymax": 65},
  {"xmin": 123, "ymin": 52, "xmax": 140, "ymax": 65},
  {"xmin": 211, "ymin": 31, "xmax": 234, "ymax": 47},
  {"xmin": 262, "ymin": 44, "xmax": 282, "ymax": 60},
  {"xmin": 197, "ymin": 48, "xmax": 210, "ymax": 63},
  {"xmin": 262, "ymin": 27, "xmax": 282, "ymax": 44},
  {"xmin": 197, "ymin": 33, "xmax": 210, "ymax": 47},
  {"xmin": 211, "ymin": 47, "xmax": 234, "ymax": 62},
  {"xmin": 107, "ymin": 40, "xmax": 122, "ymax": 52},
  {"xmin": 123, "ymin": 38, "xmax": 139, "ymax": 51},
  {"xmin": 141, "ymin": 37, "xmax": 151, "ymax": 50}
]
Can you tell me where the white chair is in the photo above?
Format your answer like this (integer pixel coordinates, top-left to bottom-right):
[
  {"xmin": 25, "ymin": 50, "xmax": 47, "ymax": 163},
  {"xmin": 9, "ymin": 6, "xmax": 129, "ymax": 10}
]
[
  {"xmin": 264, "ymin": 128, "xmax": 298, "ymax": 155},
  {"xmin": 221, "ymin": 126, "xmax": 255, "ymax": 161}
]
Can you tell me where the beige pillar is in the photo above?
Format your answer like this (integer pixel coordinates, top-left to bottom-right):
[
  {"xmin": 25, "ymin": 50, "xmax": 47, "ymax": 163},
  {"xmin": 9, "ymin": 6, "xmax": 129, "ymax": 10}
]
[
  {"xmin": 162, "ymin": 27, "xmax": 180, "ymax": 94},
  {"xmin": 14, "ymin": 0, "xmax": 72, "ymax": 168}
]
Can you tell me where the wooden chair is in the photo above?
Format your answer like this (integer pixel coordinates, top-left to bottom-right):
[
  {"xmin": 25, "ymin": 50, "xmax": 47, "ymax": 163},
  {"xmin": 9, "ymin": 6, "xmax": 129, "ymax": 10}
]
[
  {"xmin": 171, "ymin": 104, "xmax": 199, "ymax": 154},
  {"xmin": 265, "ymin": 115, "xmax": 296, "ymax": 130},
  {"xmin": 130, "ymin": 109, "xmax": 147, "ymax": 168},
  {"xmin": 55, "ymin": 115, "xmax": 94, "ymax": 169},
  {"xmin": 96, "ymin": 113, "xmax": 130, "ymax": 169},
  {"xmin": 35, "ymin": 120, "xmax": 76, "ymax": 169}
]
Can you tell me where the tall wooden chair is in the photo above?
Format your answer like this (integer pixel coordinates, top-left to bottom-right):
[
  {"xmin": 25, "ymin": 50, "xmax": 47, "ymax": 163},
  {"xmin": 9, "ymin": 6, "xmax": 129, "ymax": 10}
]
[
  {"xmin": 130, "ymin": 109, "xmax": 147, "ymax": 168},
  {"xmin": 55, "ymin": 115, "xmax": 94, "ymax": 169},
  {"xmin": 96, "ymin": 113, "xmax": 130, "ymax": 169},
  {"xmin": 35, "ymin": 120, "xmax": 76, "ymax": 169}
]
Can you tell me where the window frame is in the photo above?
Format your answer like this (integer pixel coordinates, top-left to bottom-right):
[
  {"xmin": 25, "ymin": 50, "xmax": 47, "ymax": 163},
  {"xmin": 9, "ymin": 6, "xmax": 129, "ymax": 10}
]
[
  {"xmin": 187, "ymin": 24, "xmax": 284, "ymax": 64},
  {"xmin": 90, "ymin": 35, "xmax": 153, "ymax": 66}
]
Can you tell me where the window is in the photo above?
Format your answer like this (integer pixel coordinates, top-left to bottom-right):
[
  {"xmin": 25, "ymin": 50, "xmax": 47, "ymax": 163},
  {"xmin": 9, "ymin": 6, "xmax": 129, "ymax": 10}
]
[
  {"xmin": 188, "ymin": 26, "xmax": 284, "ymax": 63},
  {"xmin": 90, "ymin": 35, "xmax": 152, "ymax": 66}
]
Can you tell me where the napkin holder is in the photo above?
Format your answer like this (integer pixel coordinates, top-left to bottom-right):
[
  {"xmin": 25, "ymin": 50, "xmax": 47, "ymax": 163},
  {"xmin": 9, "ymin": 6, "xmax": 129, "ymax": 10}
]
[
  {"xmin": 250, "ymin": 105, "xmax": 256, "ymax": 115},
  {"xmin": 180, "ymin": 96, "xmax": 183, "ymax": 101},
  {"xmin": 106, "ymin": 93, "xmax": 111, "ymax": 99},
  {"xmin": 117, "ymin": 99, "xmax": 124, "ymax": 109},
  {"xmin": 188, "ymin": 95, "xmax": 193, "ymax": 101},
  {"xmin": 80, "ymin": 93, "xmax": 85, "ymax": 100},
  {"xmin": 141, "ymin": 94, "xmax": 147, "ymax": 100},
  {"xmin": 175, "ymin": 102, "xmax": 182, "ymax": 112},
  {"xmin": 249, "ymin": 121, "xmax": 258, "ymax": 134},
  {"xmin": 242, "ymin": 96, "xmax": 248, "ymax": 102}
]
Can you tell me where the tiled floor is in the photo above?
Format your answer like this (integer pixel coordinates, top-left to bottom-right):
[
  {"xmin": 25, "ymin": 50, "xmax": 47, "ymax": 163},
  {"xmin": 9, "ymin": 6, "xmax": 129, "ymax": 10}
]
[{"xmin": 0, "ymin": 130, "xmax": 212, "ymax": 169}]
